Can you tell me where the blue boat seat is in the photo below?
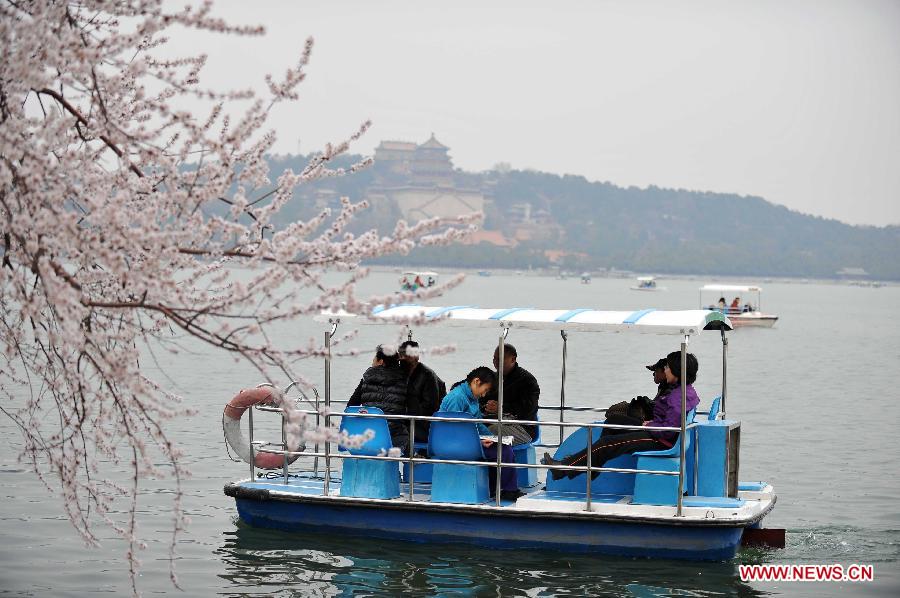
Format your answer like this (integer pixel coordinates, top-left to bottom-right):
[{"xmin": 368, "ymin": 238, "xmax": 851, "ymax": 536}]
[
  {"xmin": 631, "ymin": 408, "xmax": 697, "ymax": 506},
  {"xmin": 338, "ymin": 406, "xmax": 400, "ymax": 499},
  {"xmin": 428, "ymin": 411, "xmax": 489, "ymax": 504},
  {"xmin": 682, "ymin": 496, "xmax": 744, "ymax": 509},
  {"xmin": 707, "ymin": 396, "xmax": 721, "ymax": 420},
  {"xmin": 409, "ymin": 415, "xmax": 542, "ymax": 487},
  {"xmin": 738, "ymin": 481, "xmax": 768, "ymax": 492},
  {"xmin": 510, "ymin": 414, "xmax": 542, "ymax": 488},
  {"xmin": 545, "ymin": 421, "xmax": 639, "ymax": 496},
  {"xmin": 402, "ymin": 441, "xmax": 433, "ymax": 483}
]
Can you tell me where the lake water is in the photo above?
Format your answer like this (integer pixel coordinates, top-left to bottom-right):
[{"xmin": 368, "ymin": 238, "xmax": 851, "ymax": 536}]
[{"xmin": 1, "ymin": 271, "xmax": 899, "ymax": 596}]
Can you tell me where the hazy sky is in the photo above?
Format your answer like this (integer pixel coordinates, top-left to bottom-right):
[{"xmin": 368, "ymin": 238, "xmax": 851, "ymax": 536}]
[{"xmin": 169, "ymin": 0, "xmax": 900, "ymax": 226}]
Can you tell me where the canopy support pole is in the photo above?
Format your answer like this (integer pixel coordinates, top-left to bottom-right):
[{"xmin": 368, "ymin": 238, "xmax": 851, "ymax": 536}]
[
  {"xmin": 559, "ymin": 330, "xmax": 568, "ymax": 445},
  {"xmin": 720, "ymin": 329, "xmax": 728, "ymax": 419},
  {"xmin": 323, "ymin": 319, "xmax": 338, "ymax": 496},
  {"xmin": 495, "ymin": 324, "xmax": 510, "ymax": 505},
  {"xmin": 677, "ymin": 335, "xmax": 688, "ymax": 517}
]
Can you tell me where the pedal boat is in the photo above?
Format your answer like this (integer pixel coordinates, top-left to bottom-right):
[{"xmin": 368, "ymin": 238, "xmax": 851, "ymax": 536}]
[
  {"xmin": 224, "ymin": 306, "xmax": 778, "ymax": 561},
  {"xmin": 700, "ymin": 284, "xmax": 778, "ymax": 328},
  {"xmin": 630, "ymin": 276, "xmax": 667, "ymax": 291}
]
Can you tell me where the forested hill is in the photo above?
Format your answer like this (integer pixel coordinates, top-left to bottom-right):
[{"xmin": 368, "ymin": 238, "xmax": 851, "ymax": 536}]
[
  {"xmin": 488, "ymin": 170, "xmax": 900, "ymax": 279},
  {"xmin": 264, "ymin": 153, "xmax": 900, "ymax": 280}
]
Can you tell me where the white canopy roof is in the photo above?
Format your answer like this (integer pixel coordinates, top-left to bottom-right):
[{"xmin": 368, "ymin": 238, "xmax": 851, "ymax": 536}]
[
  {"xmin": 636, "ymin": 276, "xmax": 656, "ymax": 282},
  {"xmin": 701, "ymin": 284, "xmax": 762, "ymax": 293},
  {"xmin": 320, "ymin": 305, "xmax": 731, "ymax": 335}
]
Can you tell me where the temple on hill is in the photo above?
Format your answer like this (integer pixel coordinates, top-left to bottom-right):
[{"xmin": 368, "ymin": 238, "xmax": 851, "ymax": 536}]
[
  {"xmin": 369, "ymin": 133, "xmax": 484, "ymax": 222},
  {"xmin": 409, "ymin": 134, "xmax": 454, "ymax": 187},
  {"xmin": 373, "ymin": 133, "xmax": 455, "ymax": 187}
]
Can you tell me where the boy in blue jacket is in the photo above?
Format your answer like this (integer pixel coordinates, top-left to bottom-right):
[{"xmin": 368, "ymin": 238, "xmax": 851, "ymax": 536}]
[{"xmin": 439, "ymin": 367, "xmax": 522, "ymax": 500}]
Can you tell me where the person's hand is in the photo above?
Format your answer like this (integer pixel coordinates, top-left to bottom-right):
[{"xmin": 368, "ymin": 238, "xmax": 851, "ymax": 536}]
[
  {"xmin": 481, "ymin": 439, "xmax": 495, "ymax": 448},
  {"xmin": 484, "ymin": 400, "xmax": 499, "ymax": 414}
]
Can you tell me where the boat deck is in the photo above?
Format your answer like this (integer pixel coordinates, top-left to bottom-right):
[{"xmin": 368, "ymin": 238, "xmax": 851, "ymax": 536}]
[{"xmin": 230, "ymin": 473, "xmax": 774, "ymax": 525}]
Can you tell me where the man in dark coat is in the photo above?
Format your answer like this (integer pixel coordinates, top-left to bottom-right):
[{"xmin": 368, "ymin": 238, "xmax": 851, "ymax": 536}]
[
  {"xmin": 481, "ymin": 343, "xmax": 540, "ymax": 444},
  {"xmin": 348, "ymin": 345, "xmax": 412, "ymax": 452},
  {"xmin": 399, "ymin": 340, "xmax": 446, "ymax": 444}
]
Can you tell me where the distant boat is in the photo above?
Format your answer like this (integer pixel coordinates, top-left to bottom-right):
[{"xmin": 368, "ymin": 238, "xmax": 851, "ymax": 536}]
[
  {"xmin": 848, "ymin": 280, "xmax": 882, "ymax": 288},
  {"xmin": 399, "ymin": 271, "xmax": 438, "ymax": 292},
  {"xmin": 580, "ymin": 272, "xmax": 591, "ymax": 284},
  {"xmin": 699, "ymin": 284, "xmax": 778, "ymax": 328},
  {"xmin": 630, "ymin": 276, "xmax": 666, "ymax": 292},
  {"xmin": 477, "ymin": 270, "xmax": 492, "ymax": 277}
]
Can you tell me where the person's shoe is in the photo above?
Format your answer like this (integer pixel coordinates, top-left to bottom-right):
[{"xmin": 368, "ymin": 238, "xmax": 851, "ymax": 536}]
[
  {"xmin": 500, "ymin": 489, "xmax": 524, "ymax": 501},
  {"xmin": 541, "ymin": 452, "xmax": 568, "ymax": 481}
]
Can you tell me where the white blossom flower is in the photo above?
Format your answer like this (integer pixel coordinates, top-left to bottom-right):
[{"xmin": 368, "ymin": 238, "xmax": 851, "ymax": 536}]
[{"xmin": 0, "ymin": 1, "xmax": 477, "ymax": 593}]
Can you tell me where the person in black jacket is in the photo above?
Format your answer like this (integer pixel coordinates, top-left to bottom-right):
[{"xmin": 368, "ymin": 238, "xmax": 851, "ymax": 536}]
[
  {"xmin": 348, "ymin": 345, "xmax": 412, "ymax": 453},
  {"xmin": 399, "ymin": 340, "xmax": 447, "ymax": 444},
  {"xmin": 481, "ymin": 343, "xmax": 540, "ymax": 444}
]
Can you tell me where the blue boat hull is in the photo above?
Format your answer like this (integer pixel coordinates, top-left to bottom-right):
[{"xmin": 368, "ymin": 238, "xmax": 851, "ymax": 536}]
[{"xmin": 234, "ymin": 496, "xmax": 744, "ymax": 561}]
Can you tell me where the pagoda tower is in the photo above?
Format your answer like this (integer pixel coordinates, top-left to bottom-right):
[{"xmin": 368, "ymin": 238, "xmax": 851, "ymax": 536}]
[{"xmin": 410, "ymin": 133, "xmax": 454, "ymax": 186}]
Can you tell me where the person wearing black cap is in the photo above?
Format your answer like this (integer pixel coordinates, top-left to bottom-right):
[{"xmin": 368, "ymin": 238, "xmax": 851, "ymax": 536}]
[
  {"xmin": 606, "ymin": 358, "xmax": 669, "ymax": 424},
  {"xmin": 647, "ymin": 357, "xmax": 675, "ymax": 402}
]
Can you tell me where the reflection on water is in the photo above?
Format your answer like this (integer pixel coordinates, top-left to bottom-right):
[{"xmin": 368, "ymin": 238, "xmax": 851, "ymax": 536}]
[{"xmin": 217, "ymin": 521, "xmax": 772, "ymax": 597}]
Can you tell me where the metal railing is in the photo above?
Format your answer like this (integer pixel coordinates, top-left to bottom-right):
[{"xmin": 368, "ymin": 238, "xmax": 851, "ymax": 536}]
[
  {"xmin": 239, "ymin": 318, "xmax": 726, "ymax": 519},
  {"xmin": 243, "ymin": 404, "xmax": 698, "ymax": 513}
]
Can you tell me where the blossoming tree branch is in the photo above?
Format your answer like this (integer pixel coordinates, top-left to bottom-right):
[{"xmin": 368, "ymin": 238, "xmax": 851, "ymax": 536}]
[{"xmin": 0, "ymin": 0, "xmax": 477, "ymax": 591}]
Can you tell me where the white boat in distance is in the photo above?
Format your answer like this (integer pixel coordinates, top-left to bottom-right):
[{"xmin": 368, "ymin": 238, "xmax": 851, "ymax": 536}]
[
  {"xmin": 630, "ymin": 276, "xmax": 667, "ymax": 291},
  {"xmin": 700, "ymin": 284, "xmax": 778, "ymax": 328}
]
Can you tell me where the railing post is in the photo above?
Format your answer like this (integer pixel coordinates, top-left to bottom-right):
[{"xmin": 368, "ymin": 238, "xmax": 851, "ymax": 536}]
[
  {"xmin": 693, "ymin": 418, "xmax": 700, "ymax": 496},
  {"xmin": 248, "ymin": 406, "xmax": 255, "ymax": 481},
  {"xmin": 314, "ymin": 388, "xmax": 321, "ymax": 478},
  {"xmin": 559, "ymin": 330, "xmax": 568, "ymax": 445},
  {"xmin": 282, "ymin": 401, "xmax": 289, "ymax": 484},
  {"xmin": 677, "ymin": 336, "xmax": 688, "ymax": 517},
  {"xmin": 585, "ymin": 425, "xmax": 592, "ymax": 512},
  {"xmin": 408, "ymin": 419, "xmax": 415, "ymax": 501}
]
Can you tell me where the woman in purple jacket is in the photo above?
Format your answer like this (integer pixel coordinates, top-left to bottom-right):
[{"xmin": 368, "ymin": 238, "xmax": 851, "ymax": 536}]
[{"xmin": 542, "ymin": 351, "xmax": 699, "ymax": 480}]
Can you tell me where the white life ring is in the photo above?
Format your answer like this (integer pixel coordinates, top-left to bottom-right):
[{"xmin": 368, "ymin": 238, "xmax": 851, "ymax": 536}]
[{"xmin": 223, "ymin": 387, "xmax": 303, "ymax": 469}]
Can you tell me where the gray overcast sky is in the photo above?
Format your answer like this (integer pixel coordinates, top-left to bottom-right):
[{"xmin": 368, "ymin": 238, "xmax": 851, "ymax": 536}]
[{"xmin": 171, "ymin": 0, "xmax": 900, "ymax": 226}]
